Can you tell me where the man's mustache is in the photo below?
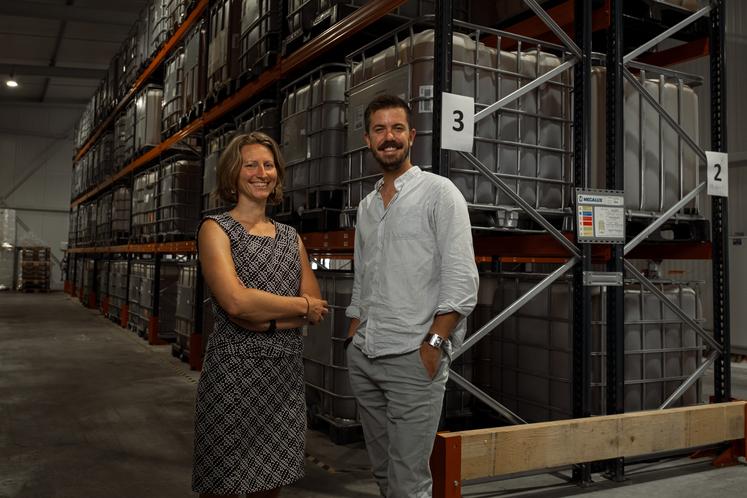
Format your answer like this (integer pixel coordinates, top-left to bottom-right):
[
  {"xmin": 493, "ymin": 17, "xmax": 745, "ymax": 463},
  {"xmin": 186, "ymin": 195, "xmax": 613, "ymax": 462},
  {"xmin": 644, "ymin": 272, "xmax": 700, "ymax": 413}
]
[{"xmin": 378, "ymin": 141, "xmax": 403, "ymax": 150}]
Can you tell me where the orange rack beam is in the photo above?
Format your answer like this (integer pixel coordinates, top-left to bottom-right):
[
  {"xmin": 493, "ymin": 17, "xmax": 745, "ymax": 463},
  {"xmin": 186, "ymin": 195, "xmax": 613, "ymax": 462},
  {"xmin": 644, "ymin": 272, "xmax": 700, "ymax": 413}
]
[
  {"xmin": 67, "ymin": 241, "xmax": 196, "ymax": 254},
  {"xmin": 483, "ymin": 0, "xmax": 611, "ymax": 50},
  {"xmin": 67, "ymin": 236, "xmax": 710, "ymax": 261},
  {"xmin": 487, "ymin": 0, "xmax": 709, "ymax": 68},
  {"xmin": 301, "ymin": 230, "xmax": 356, "ymax": 254}
]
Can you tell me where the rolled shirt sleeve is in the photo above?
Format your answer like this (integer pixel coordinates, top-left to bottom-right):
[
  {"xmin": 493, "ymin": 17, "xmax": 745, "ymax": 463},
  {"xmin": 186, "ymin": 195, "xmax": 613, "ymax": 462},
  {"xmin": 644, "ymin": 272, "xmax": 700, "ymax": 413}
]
[{"xmin": 345, "ymin": 204, "xmax": 364, "ymax": 320}]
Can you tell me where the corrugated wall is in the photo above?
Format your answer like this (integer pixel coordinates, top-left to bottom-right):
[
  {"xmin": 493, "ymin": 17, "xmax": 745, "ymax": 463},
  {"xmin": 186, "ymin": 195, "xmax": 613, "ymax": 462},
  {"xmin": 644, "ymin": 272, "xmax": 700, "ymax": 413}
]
[{"xmin": 0, "ymin": 104, "xmax": 78, "ymax": 290}]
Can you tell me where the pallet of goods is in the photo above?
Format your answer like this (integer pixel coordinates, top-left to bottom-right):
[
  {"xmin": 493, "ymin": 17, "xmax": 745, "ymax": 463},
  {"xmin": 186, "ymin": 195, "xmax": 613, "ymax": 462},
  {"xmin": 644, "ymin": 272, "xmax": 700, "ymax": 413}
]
[{"xmin": 17, "ymin": 247, "xmax": 51, "ymax": 292}]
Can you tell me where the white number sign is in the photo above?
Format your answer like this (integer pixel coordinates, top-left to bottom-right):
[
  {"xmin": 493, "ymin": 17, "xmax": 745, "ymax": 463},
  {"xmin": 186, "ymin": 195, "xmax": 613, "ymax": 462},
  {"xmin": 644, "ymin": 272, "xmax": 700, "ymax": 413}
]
[
  {"xmin": 440, "ymin": 92, "xmax": 474, "ymax": 152},
  {"xmin": 706, "ymin": 151, "xmax": 729, "ymax": 197}
]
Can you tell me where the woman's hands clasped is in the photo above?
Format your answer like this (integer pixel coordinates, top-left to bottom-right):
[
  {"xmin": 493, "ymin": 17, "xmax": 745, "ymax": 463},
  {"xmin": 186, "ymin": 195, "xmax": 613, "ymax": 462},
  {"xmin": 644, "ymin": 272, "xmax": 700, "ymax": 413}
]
[{"xmin": 303, "ymin": 293, "xmax": 329, "ymax": 325}]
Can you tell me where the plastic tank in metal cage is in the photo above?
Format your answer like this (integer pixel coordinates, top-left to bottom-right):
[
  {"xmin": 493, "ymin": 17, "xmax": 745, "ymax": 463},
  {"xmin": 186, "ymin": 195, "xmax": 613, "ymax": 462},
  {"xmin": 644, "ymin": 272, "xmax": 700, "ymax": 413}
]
[
  {"xmin": 174, "ymin": 262, "xmax": 198, "ymax": 359},
  {"xmin": 165, "ymin": 0, "xmax": 190, "ymax": 35},
  {"xmin": 157, "ymin": 155, "xmax": 202, "ymax": 240},
  {"xmin": 183, "ymin": 17, "xmax": 207, "ymax": 115},
  {"xmin": 344, "ymin": 22, "xmax": 573, "ymax": 230},
  {"xmin": 97, "ymin": 259, "xmax": 110, "ymax": 311},
  {"xmin": 590, "ymin": 66, "xmax": 701, "ymax": 220},
  {"xmin": 239, "ymin": 0, "xmax": 281, "ymax": 78},
  {"xmin": 163, "ymin": 47, "xmax": 185, "ymax": 135},
  {"xmin": 470, "ymin": 271, "xmax": 704, "ymax": 423},
  {"xmin": 280, "ymin": 65, "xmax": 347, "ymax": 228},
  {"xmin": 128, "ymin": 260, "xmax": 180, "ymax": 341},
  {"xmin": 95, "ymin": 193, "xmax": 113, "ymax": 246},
  {"xmin": 304, "ymin": 270, "xmax": 359, "ymax": 429},
  {"xmin": 150, "ymin": 0, "xmax": 170, "ymax": 53},
  {"xmin": 284, "ymin": 0, "xmax": 469, "ymax": 53},
  {"xmin": 135, "ymin": 84, "xmax": 164, "ymax": 154},
  {"xmin": 111, "ymin": 186, "xmax": 132, "ymax": 244},
  {"xmin": 128, "ymin": 261, "xmax": 147, "ymax": 335},
  {"xmin": 202, "ymin": 124, "xmax": 235, "ymax": 216},
  {"xmin": 132, "ymin": 166, "xmax": 160, "ymax": 243},
  {"xmin": 234, "ymin": 99, "xmax": 279, "ymax": 140},
  {"xmin": 114, "ymin": 100, "xmax": 136, "ymax": 171},
  {"xmin": 108, "ymin": 260, "xmax": 129, "ymax": 323},
  {"xmin": 206, "ymin": 0, "xmax": 241, "ymax": 98}
]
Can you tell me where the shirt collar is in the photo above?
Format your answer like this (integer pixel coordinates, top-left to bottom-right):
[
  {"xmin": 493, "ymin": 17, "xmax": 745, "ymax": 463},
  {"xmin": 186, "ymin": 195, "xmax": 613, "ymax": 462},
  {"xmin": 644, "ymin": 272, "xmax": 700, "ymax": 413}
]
[{"xmin": 374, "ymin": 165, "xmax": 421, "ymax": 192}]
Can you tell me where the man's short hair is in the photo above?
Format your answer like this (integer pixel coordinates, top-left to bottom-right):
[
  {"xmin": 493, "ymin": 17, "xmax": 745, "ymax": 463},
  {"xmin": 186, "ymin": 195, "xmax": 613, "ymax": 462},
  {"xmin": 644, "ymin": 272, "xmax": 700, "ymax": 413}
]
[{"xmin": 364, "ymin": 94, "xmax": 413, "ymax": 133}]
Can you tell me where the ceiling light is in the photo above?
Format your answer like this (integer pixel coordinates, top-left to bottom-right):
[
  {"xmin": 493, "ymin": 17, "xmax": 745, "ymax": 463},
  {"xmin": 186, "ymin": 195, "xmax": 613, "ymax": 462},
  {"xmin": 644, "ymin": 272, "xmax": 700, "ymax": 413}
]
[{"xmin": 6, "ymin": 76, "xmax": 18, "ymax": 88}]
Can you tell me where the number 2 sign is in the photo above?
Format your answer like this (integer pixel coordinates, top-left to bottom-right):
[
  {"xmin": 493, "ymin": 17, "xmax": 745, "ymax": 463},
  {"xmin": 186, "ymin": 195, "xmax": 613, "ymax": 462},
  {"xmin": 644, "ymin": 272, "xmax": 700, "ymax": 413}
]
[
  {"xmin": 440, "ymin": 92, "xmax": 474, "ymax": 152},
  {"xmin": 706, "ymin": 151, "xmax": 729, "ymax": 197}
]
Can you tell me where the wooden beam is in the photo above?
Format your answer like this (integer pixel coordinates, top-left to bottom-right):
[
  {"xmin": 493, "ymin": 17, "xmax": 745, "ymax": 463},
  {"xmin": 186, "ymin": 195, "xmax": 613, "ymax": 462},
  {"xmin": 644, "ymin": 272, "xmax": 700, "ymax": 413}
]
[
  {"xmin": 434, "ymin": 401, "xmax": 746, "ymax": 484},
  {"xmin": 430, "ymin": 433, "xmax": 462, "ymax": 498}
]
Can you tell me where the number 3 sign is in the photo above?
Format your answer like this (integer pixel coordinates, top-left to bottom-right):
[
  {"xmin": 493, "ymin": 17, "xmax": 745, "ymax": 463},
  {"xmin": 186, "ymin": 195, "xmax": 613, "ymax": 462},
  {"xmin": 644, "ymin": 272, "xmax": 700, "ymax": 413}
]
[
  {"xmin": 440, "ymin": 92, "xmax": 474, "ymax": 152},
  {"xmin": 706, "ymin": 151, "xmax": 729, "ymax": 197}
]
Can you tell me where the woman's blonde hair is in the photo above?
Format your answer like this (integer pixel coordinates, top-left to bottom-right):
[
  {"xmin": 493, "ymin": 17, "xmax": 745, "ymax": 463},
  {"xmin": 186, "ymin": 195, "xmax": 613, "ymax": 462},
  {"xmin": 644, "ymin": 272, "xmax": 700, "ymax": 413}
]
[{"xmin": 216, "ymin": 131, "xmax": 285, "ymax": 205}]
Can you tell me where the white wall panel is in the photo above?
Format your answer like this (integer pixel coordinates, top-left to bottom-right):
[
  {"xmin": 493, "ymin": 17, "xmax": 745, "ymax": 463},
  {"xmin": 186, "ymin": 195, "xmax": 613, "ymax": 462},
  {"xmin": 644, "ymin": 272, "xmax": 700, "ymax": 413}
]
[
  {"xmin": 5, "ymin": 139, "xmax": 72, "ymax": 211},
  {"xmin": 726, "ymin": 163, "xmax": 747, "ymax": 354},
  {"xmin": 0, "ymin": 106, "xmax": 79, "ymax": 138},
  {"xmin": 729, "ymin": 243, "xmax": 747, "ymax": 354},
  {"xmin": 0, "ymin": 136, "xmax": 17, "ymax": 189},
  {"xmin": 726, "ymin": 163, "xmax": 747, "ymax": 234},
  {"xmin": 0, "ymin": 105, "xmax": 76, "ymax": 291}
]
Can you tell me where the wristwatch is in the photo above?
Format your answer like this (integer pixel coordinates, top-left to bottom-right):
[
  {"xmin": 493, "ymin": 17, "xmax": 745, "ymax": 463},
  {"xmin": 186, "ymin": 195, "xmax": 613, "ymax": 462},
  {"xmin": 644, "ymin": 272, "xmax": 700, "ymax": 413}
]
[{"xmin": 423, "ymin": 332, "xmax": 447, "ymax": 349}]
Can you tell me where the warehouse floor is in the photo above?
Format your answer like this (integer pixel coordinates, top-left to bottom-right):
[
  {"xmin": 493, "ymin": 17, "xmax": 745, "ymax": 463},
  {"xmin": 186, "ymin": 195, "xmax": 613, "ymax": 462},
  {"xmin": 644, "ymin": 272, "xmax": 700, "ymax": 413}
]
[{"xmin": 1, "ymin": 292, "xmax": 745, "ymax": 498}]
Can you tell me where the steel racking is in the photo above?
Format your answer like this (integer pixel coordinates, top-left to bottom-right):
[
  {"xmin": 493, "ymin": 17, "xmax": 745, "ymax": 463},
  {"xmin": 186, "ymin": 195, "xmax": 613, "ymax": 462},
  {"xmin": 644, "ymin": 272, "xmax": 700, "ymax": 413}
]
[
  {"xmin": 65, "ymin": 0, "xmax": 413, "ymax": 373},
  {"xmin": 428, "ymin": 0, "xmax": 734, "ymax": 487},
  {"xmin": 63, "ymin": 0, "xmax": 737, "ymax": 487}
]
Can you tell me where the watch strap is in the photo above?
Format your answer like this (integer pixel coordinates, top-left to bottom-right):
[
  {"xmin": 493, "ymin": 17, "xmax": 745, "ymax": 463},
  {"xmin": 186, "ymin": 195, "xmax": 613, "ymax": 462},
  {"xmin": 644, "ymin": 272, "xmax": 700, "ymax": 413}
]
[{"xmin": 423, "ymin": 332, "xmax": 446, "ymax": 349}]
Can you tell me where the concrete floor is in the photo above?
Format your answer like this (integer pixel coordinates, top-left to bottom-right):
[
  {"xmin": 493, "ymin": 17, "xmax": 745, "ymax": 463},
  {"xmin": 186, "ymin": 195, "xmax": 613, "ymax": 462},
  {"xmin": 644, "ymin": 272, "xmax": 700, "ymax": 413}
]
[{"xmin": 0, "ymin": 291, "xmax": 745, "ymax": 498}]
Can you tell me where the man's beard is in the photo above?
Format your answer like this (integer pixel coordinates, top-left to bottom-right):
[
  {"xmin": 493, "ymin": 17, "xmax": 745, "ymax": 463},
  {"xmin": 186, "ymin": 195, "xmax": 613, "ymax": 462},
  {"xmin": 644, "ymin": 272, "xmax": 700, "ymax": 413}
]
[{"xmin": 370, "ymin": 139, "xmax": 410, "ymax": 172}]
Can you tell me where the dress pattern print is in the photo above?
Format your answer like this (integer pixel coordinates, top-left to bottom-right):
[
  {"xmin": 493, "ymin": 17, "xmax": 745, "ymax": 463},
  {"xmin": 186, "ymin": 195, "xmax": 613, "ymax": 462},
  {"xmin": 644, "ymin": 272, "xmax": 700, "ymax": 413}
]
[{"xmin": 192, "ymin": 213, "xmax": 305, "ymax": 494}]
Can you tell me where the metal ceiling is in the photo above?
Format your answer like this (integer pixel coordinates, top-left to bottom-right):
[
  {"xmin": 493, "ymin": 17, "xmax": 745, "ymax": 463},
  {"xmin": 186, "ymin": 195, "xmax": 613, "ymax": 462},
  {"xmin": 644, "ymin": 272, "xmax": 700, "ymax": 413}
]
[{"xmin": 0, "ymin": 0, "xmax": 149, "ymax": 107}]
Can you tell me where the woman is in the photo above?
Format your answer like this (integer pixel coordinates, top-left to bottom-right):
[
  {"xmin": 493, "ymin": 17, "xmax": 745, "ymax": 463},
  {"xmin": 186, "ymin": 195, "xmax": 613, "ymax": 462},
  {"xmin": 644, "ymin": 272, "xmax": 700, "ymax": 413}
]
[{"xmin": 192, "ymin": 131, "xmax": 328, "ymax": 497}]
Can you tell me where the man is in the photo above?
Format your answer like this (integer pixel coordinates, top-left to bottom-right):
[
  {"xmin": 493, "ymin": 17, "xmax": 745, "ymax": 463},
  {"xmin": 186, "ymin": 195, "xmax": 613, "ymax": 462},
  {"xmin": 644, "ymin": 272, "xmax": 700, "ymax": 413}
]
[{"xmin": 345, "ymin": 94, "xmax": 479, "ymax": 498}]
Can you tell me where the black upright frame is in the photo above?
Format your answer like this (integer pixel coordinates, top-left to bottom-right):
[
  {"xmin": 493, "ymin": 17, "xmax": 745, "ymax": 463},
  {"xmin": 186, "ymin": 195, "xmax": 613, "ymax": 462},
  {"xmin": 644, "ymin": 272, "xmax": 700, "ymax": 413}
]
[
  {"xmin": 709, "ymin": 0, "xmax": 730, "ymax": 403},
  {"xmin": 605, "ymin": 0, "xmax": 626, "ymax": 482},
  {"xmin": 572, "ymin": 0, "xmax": 593, "ymax": 484},
  {"xmin": 600, "ymin": 0, "xmax": 731, "ymax": 475},
  {"xmin": 432, "ymin": 0, "xmax": 453, "ymax": 177}
]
